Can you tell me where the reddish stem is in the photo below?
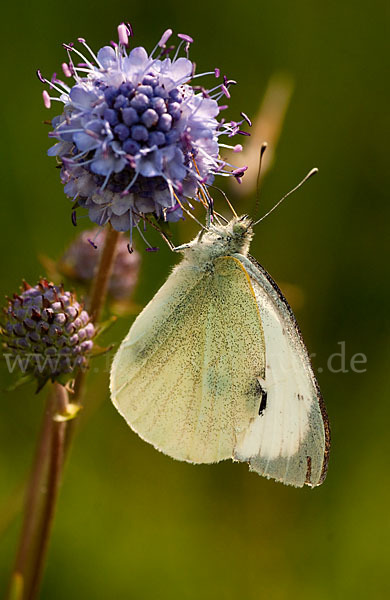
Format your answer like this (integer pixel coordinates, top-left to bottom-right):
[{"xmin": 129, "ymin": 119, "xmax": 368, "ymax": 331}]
[{"xmin": 27, "ymin": 384, "xmax": 67, "ymax": 600}]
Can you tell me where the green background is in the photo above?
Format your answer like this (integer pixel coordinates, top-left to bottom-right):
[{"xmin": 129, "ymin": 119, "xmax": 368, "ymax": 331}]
[{"xmin": 1, "ymin": 1, "xmax": 389, "ymax": 598}]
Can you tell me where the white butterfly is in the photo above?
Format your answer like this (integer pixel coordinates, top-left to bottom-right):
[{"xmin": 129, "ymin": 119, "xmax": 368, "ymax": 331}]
[{"xmin": 110, "ymin": 213, "xmax": 330, "ymax": 487}]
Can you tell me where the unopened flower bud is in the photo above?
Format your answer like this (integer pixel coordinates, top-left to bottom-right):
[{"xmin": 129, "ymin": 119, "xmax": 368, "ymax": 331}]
[
  {"xmin": 1, "ymin": 280, "xmax": 95, "ymax": 388},
  {"xmin": 59, "ymin": 229, "xmax": 141, "ymax": 300}
]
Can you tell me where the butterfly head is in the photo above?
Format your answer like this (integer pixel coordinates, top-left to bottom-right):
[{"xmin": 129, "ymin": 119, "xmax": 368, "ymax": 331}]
[{"xmin": 175, "ymin": 215, "xmax": 253, "ymax": 266}]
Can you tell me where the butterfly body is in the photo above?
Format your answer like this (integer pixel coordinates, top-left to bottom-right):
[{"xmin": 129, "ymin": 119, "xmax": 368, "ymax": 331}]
[{"xmin": 110, "ymin": 216, "xmax": 330, "ymax": 487}]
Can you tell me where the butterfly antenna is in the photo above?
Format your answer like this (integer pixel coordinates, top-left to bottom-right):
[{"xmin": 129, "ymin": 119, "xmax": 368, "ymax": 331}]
[
  {"xmin": 253, "ymin": 167, "xmax": 318, "ymax": 226},
  {"xmin": 213, "ymin": 211, "xmax": 228, "ymax": 224},
  {"xmin": 198, "ymin": 184, "xmax": 216, "ymax": 227},
  {"xmin": 253, "ymin": 142, "xmax": 268, "ymax": 218},
  {"xmin": 134, "ymin": 220, "xmax": 159, "ymax": 251},
  {"xmin": 207, "ymin": 184, "xmax": 237, "ymax": 219},
  {"xmin": 191, "ymin": 155, "xmax": 218, "ymax": 226},
  {"xmin": 132, "ymin": 209, "xmax": 176, "ymax": 251},
  {"xmin": 172, "ymin": 192, "xmax": 208, "ymax": 231}
]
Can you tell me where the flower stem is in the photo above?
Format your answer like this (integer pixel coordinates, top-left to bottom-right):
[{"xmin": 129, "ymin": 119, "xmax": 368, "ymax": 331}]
[
  {"xmin": 88, "ymin": 224, "xmax": 120, "ymax": 322},
  {"xmin": 27, "ymin": 384, "xmax": 68, "ymax": 600},
  {"xmin": 6, "ymin": 383, "xmax": 63, "ymax": 600},
  {"xmin": 7, "ymin": 226, "xmax": 121, "ymax": 600},
  {"xmin": 64, "ymin": 224, "xmax": 120, "ymax": 447}
]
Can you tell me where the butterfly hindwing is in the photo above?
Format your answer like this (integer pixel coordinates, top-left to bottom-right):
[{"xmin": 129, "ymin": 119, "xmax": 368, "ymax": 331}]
[{"xmin": 232, "ymin": 254, "xmax": 330, "ymax": 487}]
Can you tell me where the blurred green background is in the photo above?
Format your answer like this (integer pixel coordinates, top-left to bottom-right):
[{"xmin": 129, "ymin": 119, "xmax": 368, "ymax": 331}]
[{"xmin": 1, "ymin": 0, "xmax": 389, "ymax": 598}]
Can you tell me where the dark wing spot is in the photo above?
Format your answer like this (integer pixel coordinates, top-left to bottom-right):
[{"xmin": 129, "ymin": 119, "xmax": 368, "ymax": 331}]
[
  {"xmin": 255, "ymin": 379, "xmax": 268, "ymax": 416},
  {"xmin": 259, "ymin": 391, "xmax": 267, "ymax": 416},
  {"xmin": 305, "ymin": 456, "xmax": 312, "ymax": 484}
]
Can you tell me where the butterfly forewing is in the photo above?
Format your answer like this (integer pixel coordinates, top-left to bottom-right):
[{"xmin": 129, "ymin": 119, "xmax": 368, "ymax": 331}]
[{"xmin": 110, "ymin": 256, "xmax": 266, "ymax": 464}]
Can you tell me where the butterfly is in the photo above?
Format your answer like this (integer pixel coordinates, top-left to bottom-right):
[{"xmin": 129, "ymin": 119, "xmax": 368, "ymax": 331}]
[{"xmin": 110, "ymin": 205, "xmax": 330, "ymax": 487}]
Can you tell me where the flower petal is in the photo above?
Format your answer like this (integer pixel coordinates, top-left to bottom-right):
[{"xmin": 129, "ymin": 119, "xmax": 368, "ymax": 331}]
[
  {"xmin": 136, "ymin": 148, "xmax": 163, "ymax": 177},
  {"xmin": 90, "ymin": 150, "xmax": 127, "ymax": 176},
  {"xmin": 88, "ymin": 204, "xmax": 111, "ymax": 226},
  {"xmin": 97, "ymin": 46, "xmax": 118, "ymax": 68},
  {"xmin": 123, "ymin": 47, "xmax": 150, "ymax": 78},
  {"xmin": 47, "ymin": 141, "xmax": 73, "ymax": 156},
  {"xmin": 73, "ymin": 132, "xmax": 100, "ymax": 152},
  {"xmin": 110, "ymin": 212, "xmax": 131, "ymax": 231},
  {"xmin": 111, "ymin": 194, "xmax": 134, "ymax": 216},
  {"xmin": 167, "ymin": 57, "xmax": 193, "ymax": 83},
  {"xmin": 161, "ymin": 147, "xmax": 186, "ymax": 181},
  {"xmin": 69, "ymin": 85, "xmax": 99, "ymax": 109}
]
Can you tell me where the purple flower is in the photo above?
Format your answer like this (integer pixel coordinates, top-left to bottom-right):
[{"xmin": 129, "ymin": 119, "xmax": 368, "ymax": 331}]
[{"xmin": 40, "ymin": 24, "xmax": 248, "ymax": 236}]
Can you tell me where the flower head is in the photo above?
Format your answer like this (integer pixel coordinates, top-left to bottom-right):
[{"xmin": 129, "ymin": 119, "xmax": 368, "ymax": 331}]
[
  {"xmin": 59, "ymin": 228, "xmax": 141, "ymax": 300},
  {"xmin": 1, "ymin": 280, "xmax": 95, "ymax": 389},
  {"xmin": 40, "ymin": 24, "xmax": 248, "ymax": 237}
]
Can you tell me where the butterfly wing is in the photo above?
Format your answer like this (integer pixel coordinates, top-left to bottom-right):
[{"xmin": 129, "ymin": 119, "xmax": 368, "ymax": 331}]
[
  {"xmin": 110, "ymin": 255, "xmax": 266, "ymax": 464},
  {"xmin": 232, "ymin": 254, "xmax": 330, "ymax": 487}
]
